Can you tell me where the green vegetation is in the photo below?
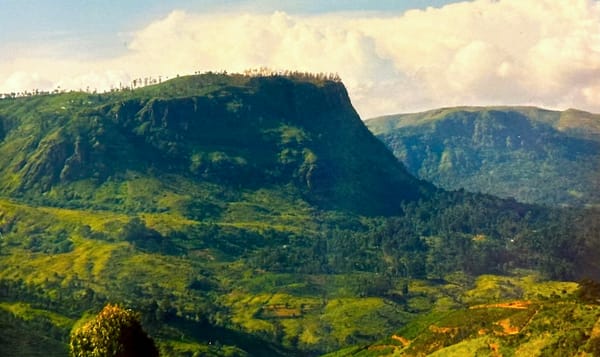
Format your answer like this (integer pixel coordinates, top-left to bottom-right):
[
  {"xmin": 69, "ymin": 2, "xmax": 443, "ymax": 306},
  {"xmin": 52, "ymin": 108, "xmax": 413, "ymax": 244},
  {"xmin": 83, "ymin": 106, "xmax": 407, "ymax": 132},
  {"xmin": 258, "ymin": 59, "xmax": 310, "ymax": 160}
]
[
  {"xmin": 70, "ymin": 304, "xmax": 158, "ymax": 357},
  {"xmin": 0, "ymin": 72, "xmax": 425, "ymax": 216},
  {"xmin": 327, "ymin": 273, "xmax": 600, "ymax": 356},
  {"xmin": 0, "ymin": 74, "xmax": 598, "ymax": 356},
  {"xmin": 367, "ymin": 106, "xmax": 600, "ymax": 206}
]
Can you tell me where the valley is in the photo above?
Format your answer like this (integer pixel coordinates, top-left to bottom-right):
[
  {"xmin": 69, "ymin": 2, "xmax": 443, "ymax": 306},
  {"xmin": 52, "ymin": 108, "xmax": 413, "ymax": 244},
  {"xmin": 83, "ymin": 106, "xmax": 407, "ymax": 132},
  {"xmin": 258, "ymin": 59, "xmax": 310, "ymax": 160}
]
[{"xmin": 0, "ymin": 73, "xmax": 598, "ymax": 356}]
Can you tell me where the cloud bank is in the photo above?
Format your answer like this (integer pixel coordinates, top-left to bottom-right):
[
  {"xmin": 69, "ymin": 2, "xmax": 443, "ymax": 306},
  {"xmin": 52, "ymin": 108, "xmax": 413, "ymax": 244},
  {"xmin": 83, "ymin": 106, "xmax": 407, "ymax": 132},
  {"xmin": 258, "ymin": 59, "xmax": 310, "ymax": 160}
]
[{"xmin": 1, "ymin": 0, "xmax": 599, "ymax": 118}]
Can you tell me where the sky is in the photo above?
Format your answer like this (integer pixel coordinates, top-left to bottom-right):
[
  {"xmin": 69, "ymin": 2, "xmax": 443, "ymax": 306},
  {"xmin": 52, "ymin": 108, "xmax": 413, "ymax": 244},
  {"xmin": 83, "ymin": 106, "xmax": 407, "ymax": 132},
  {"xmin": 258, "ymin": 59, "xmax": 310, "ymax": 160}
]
[{"xmin": 1, "ymin": 0, "xmax": 599, "ymax": 118}]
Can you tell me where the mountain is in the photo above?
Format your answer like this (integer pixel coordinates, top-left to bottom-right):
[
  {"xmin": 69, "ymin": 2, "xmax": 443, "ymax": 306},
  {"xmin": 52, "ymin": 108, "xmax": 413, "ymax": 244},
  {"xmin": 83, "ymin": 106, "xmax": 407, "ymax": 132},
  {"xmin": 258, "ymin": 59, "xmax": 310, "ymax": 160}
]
[
  {"xmin": 0, "ymin": 73, "xmax": 442, "ymax": 356},
  {"xmin": 0, "ymin": 73, "xmax": 429, "ymax": 217},
  {"xmin": 0, "ymin": 75, "xmax": 597, "ymax": 356},
  {"xmin": 366, "ymin": 107, "xmax": 600, "ymax": 206}
]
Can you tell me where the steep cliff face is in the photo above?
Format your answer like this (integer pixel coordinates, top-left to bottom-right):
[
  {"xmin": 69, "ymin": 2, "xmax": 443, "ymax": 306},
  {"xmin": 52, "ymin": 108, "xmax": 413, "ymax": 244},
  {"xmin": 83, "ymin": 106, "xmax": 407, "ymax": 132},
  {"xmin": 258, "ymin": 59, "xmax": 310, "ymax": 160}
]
[
  {"xmin": 367, "ymin": 107, "xmax": 600, "ymax": 206},
  {"xmin": 0, "ymin": 74, "xmax": 429, "ymax": 215}
]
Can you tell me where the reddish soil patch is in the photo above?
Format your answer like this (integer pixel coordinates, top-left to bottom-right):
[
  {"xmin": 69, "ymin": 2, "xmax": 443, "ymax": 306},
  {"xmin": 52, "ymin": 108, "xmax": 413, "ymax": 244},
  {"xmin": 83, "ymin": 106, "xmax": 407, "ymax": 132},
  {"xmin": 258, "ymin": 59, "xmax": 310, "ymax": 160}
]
[
  {"xmin": 470, "ymin": 300, "xmax": 531, "ymax": 310},
  {"xmin": 391, "ymin": 334, "xmax": 410, "ymax": 346},
  {"xmin": 489, "ymin": 342, "xmax": 502, "ymax": 357},
  {"xmin": 495, "ymin": 318, "xmax": 520, "ymax": 335}
]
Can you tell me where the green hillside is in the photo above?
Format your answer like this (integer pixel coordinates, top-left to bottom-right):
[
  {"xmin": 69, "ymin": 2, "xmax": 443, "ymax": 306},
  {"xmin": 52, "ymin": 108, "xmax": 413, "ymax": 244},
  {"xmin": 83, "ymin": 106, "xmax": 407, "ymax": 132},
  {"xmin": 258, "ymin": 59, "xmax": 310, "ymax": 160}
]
[
  {"xmin": 0, "ymin": 75, "xmax": 598, "ymax": 356},
  {"xmin": 367, "ymin": 106, "xmax": 600, "ymax": 206},
  {"xmin": 0, "ymin": 72, "xmax": 427, "ymax": 216},
  {"xmin": 326, "ymin": 275, "xmax": 600, "ymax": 356}
]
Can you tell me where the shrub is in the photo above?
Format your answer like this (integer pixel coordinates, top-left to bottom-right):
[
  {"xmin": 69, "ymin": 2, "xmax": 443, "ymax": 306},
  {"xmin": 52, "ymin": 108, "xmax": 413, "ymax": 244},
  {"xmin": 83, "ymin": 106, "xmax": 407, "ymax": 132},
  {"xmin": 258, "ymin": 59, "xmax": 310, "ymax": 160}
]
[{"xmin": 70, "ymin": 304, "xmax": 158, "ymax": 357}]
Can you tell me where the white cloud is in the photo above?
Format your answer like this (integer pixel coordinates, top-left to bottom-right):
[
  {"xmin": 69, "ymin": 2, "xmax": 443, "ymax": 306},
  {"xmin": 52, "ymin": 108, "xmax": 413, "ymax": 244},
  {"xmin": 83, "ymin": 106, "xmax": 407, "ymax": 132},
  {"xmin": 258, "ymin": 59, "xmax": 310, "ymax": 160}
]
[
  {"xmin": 2, "ymin": 71, "xmax": 53, "ymax": 94},
  {"xmin": 1, "ymin": 0, "xmax": 600, "ymax": 118}
]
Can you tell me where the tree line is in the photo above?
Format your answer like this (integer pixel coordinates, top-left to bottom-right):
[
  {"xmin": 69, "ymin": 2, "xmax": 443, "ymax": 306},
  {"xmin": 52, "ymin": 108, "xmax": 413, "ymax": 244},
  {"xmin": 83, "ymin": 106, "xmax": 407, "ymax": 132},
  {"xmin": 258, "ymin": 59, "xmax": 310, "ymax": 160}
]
[{"xmin": 0, "ymin": 69, "xmax": 342, "ymax": 100}]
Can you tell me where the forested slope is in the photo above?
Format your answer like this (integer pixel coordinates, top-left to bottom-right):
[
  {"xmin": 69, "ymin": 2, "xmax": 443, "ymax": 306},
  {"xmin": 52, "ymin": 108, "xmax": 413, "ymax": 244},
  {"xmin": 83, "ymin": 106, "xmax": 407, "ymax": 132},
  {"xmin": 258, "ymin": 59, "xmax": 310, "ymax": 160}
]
[{"xmin": 367, "ymin": 107, "xmax": 600, "ymax": 206}]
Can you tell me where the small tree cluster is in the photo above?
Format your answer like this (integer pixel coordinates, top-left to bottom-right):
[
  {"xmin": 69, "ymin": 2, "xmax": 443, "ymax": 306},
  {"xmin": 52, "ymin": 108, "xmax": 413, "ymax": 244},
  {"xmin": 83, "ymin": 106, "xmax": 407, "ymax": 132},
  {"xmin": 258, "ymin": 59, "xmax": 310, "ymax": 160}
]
[
  {"xmin": 242, "ymin": 67, "xmax": 341, "ymax": 82},
  {"xmin": 0, "ymin": 75, "xmax": 166, "ymax": 100},
  {"xmin": 0, "ymin": 89, "xmax": 56, "ymax": 99},
  {"xmin": 70, "ymin": 304, "xmax": 158, "ymax": 357}
]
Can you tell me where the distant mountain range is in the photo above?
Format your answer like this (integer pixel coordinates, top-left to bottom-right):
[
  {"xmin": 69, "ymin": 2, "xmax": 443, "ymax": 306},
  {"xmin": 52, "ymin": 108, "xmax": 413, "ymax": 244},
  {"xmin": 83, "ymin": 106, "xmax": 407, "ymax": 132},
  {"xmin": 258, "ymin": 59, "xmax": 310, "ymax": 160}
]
[{"xmin": 367, "ymin": 107, "xmax": 600, "ymax": 206}]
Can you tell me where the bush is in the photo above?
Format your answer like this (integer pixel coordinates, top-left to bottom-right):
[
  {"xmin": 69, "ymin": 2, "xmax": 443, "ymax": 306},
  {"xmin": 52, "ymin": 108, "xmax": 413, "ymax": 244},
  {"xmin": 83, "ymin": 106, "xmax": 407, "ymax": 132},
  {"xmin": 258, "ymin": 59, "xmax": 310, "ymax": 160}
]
[{"xmin": 70, "ymin": 304, "xmax": 158, "ymax": 357}]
